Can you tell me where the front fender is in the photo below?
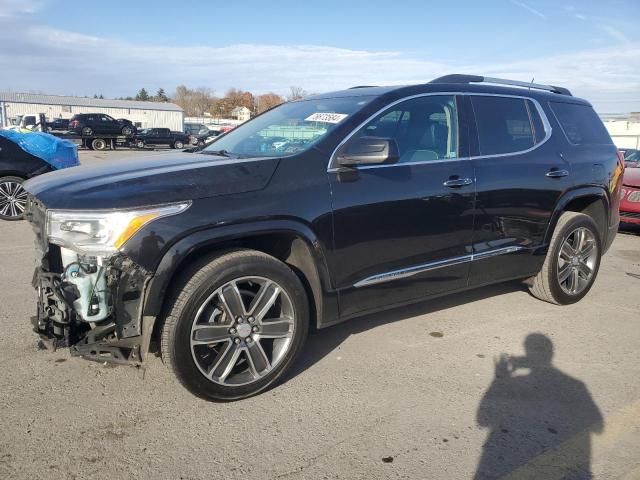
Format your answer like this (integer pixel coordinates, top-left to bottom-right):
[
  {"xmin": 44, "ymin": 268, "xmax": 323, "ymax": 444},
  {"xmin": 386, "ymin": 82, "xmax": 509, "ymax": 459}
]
[{"xmin": 141, "ymin": 219, "xmax": 334, "ymax": 318}]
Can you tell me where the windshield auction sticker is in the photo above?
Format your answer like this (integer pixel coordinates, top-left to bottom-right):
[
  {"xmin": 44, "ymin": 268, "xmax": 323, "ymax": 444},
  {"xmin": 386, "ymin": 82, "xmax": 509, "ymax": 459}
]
[{"xmin": 305, "ymin": 113, "xmax": 349, "ymax": 124}]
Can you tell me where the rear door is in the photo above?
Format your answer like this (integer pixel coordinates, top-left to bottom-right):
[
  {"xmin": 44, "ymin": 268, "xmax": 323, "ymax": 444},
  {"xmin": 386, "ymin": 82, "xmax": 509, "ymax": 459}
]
[
  {"xmin": 329, "ymin": 94, "xmax": 476, "ymax": 317},
  {"xmin": 467, "ymin": 94, "xmax": 571, "ymax": 285}
]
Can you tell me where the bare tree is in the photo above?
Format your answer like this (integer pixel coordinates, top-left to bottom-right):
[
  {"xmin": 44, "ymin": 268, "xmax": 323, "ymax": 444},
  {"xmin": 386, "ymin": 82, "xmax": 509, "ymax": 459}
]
[
  {"xmin": 172, "ymin": 85, "xmax": 216, "ymax": 116},
  {"xmin": 287, "ymin": 86, "xmax": 308, "ymax": 101},
  {"xmin": 256, "ymin": 93, "xmax": 285, "ymax": 114}
]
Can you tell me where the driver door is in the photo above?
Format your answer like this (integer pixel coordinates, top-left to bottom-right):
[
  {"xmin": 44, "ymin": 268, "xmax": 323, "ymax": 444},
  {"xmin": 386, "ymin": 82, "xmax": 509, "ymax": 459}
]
[{"xmin": 328, "ymin": 94, "xmax": 476, "ymax": 318}]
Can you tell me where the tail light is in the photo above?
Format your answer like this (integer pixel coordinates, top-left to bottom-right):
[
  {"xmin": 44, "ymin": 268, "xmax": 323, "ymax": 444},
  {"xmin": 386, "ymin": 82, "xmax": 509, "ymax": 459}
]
[
  {"xmin": 617, "ymin": 150, "xmax": 626, "ymax": 170},
  {"xmin": 69, "ymin": 120, "xmax": 79, "ymax": 128}
]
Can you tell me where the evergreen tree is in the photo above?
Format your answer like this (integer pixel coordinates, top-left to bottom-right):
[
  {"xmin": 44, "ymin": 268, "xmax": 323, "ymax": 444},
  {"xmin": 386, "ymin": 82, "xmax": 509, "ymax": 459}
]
[
  {"xmin": 155, "ymin": 88, "xmax": 168, "ymax": 102},
  {"xmin": 135, "ymin": 88, "xmax": 150, "ymax": 101}
]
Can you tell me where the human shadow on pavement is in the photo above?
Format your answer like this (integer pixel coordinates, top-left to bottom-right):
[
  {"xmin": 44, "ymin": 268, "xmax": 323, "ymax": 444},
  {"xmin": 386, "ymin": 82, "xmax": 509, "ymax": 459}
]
[
  {"xmin": 474, "ymin": 333, "xmax": 604, "ymax": 480},
  {"xmin": 285, "ymin": 281, "xmax": 523, "ymax": 381}
]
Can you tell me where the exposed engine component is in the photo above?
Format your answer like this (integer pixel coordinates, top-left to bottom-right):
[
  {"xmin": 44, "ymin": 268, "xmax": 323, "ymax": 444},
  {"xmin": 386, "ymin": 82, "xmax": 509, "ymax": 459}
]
[{"xmin": 59, "ymin": 247, "xmax": 110, "ymax": 322}]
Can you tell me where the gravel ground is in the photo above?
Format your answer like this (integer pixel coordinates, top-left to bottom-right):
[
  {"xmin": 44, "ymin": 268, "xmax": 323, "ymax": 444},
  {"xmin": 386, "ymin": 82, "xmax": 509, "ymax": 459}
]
[{"xmin": 1, "ymin": 149, "xmax": 639, "ymax": 479}]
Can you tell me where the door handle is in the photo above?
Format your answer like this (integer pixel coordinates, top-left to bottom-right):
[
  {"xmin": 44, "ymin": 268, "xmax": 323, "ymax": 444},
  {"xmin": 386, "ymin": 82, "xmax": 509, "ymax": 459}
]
[
  {"xmin": 546, "ymin": 169, "xmax": 569, "ymax": 178},
  {"xmin": 443, "ymin": 177, "xmax": 473, "ymax": 188}
]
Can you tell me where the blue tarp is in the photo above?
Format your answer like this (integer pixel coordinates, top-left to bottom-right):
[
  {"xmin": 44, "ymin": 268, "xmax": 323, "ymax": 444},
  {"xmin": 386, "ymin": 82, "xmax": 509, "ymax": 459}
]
[{"xmin": 0, "ymin": 130, "xmax": 79, "ymax": 170}]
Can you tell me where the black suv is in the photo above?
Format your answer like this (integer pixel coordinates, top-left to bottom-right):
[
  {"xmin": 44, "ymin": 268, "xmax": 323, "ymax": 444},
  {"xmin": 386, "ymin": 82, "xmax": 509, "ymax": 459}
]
[
  {"xmin": 68, "ymin": 113, "xmax": 135, "ymax": 137},
  {"xmin": 23, "ymin": 75, "xmax": 623, "ymax": 401}
]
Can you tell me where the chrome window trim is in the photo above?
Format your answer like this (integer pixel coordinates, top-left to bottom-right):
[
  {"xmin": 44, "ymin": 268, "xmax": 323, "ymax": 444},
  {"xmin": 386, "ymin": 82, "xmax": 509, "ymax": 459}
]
[
  {"xmin": 352, "ymin": 246, "xmax": 524, "ymax": 288},
  {"xmin": 326, "ymin": 92, "xmax": 553, "ymax": 173}
]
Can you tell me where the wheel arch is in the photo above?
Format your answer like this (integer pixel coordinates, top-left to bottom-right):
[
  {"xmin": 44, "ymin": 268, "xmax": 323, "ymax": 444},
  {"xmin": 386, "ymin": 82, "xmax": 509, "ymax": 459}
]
[
  {"xmin": 544, "ymin": 187, "xmax": 610, "ymax": 247},
  {"xmin": 143, "ymin": 221, "xmax": 336, "ymax": 331}
]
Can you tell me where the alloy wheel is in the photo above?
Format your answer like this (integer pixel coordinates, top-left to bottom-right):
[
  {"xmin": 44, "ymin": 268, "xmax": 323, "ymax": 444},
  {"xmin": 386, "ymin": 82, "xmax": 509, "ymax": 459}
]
[
  {"xmin": 190, "ymin": 276, "xmax": 295, "ymax": 386},
  {"xmin": 0, "ymin": 181, "xmax": 27, "ymax": 219},
  {"xmin": 557, "ymin": 227, "xmax": 598, "ymax": 295}
]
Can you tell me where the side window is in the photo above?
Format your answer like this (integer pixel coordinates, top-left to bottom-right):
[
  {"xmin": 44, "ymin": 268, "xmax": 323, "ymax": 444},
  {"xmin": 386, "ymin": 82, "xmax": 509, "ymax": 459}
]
[
  {"xmin": 345, "ymin": 95, "xmax": 459, "ymax": 164},
  {"xmin": 471, "ymin": 96, "xmax": 534, "ymax": 155},
  {"xmin": 549, "ymin": 102, "xmax": 612, "ymax": 145}
]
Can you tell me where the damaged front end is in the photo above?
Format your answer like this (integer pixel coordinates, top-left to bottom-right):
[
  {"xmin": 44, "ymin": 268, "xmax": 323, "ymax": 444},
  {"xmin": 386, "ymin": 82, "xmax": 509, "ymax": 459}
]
[{"xmin": 25, "ymin": 196, "xmax": 189, "ymax": 365}]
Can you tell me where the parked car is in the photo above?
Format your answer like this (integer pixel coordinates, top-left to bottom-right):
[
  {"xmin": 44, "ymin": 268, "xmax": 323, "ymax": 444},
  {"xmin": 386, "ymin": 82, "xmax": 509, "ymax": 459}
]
[
  {"xmin": 133, "ymin": 128, "xmax": 190, "ymax": 149},
  {"xmin": 193, "ymin": 129, "xmax": 220, "ymax": 147},
  {"xmin": 184, "ymin": 123, "xmax": 208, "ymax": 136},
  {"xmin": 0, "ymin": 131, "xmax": 79, "ymax": 220},
  {"xmin": 68, "ymin": 113, "xmax": 135, "ymax": 137},
  {"xmin": 620, "ymin": 165, "xmax": 640, "ymax": 227},
  {"xmin": 622, "ymin": 148, "xmax": 639, "ymax": 168},
  {"xmin": 23, "ymin": 74, "xmax": 622, "ymax": 401},
  {"xmin": 46, "ymin": 118, "xmax": 70, "ymax": 132}
]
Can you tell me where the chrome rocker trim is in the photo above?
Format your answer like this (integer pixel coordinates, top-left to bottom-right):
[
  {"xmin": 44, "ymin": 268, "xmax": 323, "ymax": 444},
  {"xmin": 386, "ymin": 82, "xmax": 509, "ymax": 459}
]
[{"xmin": 353, "ymin": 246, "xmax": 524, "ymax": 288}]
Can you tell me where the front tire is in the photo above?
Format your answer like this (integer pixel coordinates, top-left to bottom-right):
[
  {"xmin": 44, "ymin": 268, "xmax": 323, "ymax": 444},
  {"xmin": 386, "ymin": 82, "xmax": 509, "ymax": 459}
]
[
  {"xmin": 529, "ymin": 212, "xmax": 602, "ymax": 305},
  {"xmin": 161, "ymin": 250, "xmax": 309, "ymax": 401}
]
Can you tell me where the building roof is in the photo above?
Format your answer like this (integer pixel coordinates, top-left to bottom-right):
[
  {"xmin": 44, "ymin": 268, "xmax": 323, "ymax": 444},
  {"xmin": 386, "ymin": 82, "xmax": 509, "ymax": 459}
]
[{"xmin": 0, "ymin": 92, "xmax": 183, "ymax": 112}]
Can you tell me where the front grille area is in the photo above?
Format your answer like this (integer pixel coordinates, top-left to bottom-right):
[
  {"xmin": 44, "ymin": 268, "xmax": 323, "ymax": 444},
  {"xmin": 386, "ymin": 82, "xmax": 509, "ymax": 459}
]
[{"xmin": 621, "ymin": 211, "xmax": 640, "ymax": 220}]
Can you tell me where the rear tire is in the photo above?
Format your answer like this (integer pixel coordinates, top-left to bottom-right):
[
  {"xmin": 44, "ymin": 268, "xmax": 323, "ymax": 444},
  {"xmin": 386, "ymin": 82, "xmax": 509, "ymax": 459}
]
[
  {"xmin": 529, "ymin": 212, "xmax": 602, "ymax": 305},
  {"xmin": 161, "ymin": 250, "xmax": 309, "ymax": 401},
  {"xmin": 81, "ymin": 126, "xmax": 93, "ymax": 136},
  {"xmin": 121, "ymin": 125, "xmax": 133, "ymax": 136},
  {"xmin": 173, "ymin": 140, "xmax": 184, "ymax": 149}
]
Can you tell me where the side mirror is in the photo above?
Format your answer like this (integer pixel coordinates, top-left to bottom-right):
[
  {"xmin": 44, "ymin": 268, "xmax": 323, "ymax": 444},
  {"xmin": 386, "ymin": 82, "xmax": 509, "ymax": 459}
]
[{"xmin": 336, "ymin": 136, "xmax": 399, "ymax": 167}]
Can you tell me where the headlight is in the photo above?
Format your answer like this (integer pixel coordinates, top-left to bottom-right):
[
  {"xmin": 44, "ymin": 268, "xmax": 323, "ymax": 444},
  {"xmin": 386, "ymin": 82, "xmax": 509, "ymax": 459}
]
[
  {"xmin": 46, "ymin": 202, "xmax": 190, "ymax": 256},
  {"xmin": 629, "ymin": 190, "xmax": 640, "ymax": 203}
]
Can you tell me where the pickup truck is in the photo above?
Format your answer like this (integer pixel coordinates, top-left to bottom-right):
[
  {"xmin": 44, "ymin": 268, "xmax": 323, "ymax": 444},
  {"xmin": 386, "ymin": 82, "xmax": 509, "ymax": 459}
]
[{"xmin": 134, "ymin": 128, "xmax": 190, "ymax": 149}]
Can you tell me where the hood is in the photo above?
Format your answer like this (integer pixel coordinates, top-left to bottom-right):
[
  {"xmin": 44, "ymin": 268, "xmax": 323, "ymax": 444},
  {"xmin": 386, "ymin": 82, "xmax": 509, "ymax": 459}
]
[
  {"xmin": 24, "ymin": 151, "xmax": 279, "ymax": 209},
  {"xmin": 623, "ymin": 167, "xmax": 640, "ymax": 188}
]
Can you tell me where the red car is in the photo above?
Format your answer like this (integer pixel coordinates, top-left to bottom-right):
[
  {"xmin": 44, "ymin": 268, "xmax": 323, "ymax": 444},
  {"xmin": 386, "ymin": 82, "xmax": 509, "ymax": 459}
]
[{"xmin": 620, "ymin": 166, "xmax": 640, "ymax": 226}]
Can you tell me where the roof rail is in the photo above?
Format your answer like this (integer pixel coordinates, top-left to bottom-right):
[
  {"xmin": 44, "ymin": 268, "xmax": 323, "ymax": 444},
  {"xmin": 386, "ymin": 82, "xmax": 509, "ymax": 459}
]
[
  {"xmin": 429, "ymin": 74, "xmax": 572, "ymax": 96},
  {"xmin": 349, "ymin": 85, "xmax": 378, "ymax": 89}
]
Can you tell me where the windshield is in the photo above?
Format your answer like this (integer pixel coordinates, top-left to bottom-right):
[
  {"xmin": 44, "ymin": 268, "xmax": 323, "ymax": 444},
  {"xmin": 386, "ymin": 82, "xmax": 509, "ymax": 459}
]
[{"xmin": 202, "ymin": 96, "xmax": 373, "ymax": 157}]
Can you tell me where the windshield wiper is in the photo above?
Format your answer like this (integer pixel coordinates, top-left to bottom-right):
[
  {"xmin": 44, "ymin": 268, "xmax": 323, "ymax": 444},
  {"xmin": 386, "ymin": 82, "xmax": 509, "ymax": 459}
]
[{"xmin": 201, "ymin": 149, "xmax": 234, "ymax": 157}]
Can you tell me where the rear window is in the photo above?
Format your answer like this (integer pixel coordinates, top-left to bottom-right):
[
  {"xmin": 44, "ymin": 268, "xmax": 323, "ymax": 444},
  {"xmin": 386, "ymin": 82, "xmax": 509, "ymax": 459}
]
[
  {"xmin": 549, "ymin": 102, "xmax": 612, "ymax": 145},
  {"xmin": 471, "ymin": 96, "xmax": 536, "ymax": 156}
]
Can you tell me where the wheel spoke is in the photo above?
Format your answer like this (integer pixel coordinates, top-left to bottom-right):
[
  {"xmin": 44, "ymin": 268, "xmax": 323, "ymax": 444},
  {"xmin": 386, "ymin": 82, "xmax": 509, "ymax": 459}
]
[
  {"xmin": 574, "ymin": 229, "xmax": 585, "ymax": 252},
  {"xmin": 258, "ymin": 319, "xmax": 292, "ymax": 339},
  {"xmin": 192, "ymin": 324, "xmax": 231, "ymax": 345},
  {"xmin": 248, "ymin": 281, "xmax": 280, "ymax": 321},
  {"xmin": 246, "ymin": 341, "xmax": 271, "ymax": 376},
  {"xmin": 558, "ymin": 264, "xmax": 572, "ymax": 283},
  {"xmin": 208, "ymin": 341, "xmax": 241, "ymax": 382},
  {"xmin": 577, "ymin": 261, "xmax": 592, "ymax": 279},
  {"xmin": 560, "ymin": 242, "xmax": 576, "ymax": 260},
  {"xmin": 219, "ymin": 282, "xmax": 246, "ymax": 318},
  {"xmin": 579, "ymin": 242, "xmax": 595, "ymax": 261},
  {"xmin": 569, "ymin": 268, "xmax": 580, "ymax": 293}
]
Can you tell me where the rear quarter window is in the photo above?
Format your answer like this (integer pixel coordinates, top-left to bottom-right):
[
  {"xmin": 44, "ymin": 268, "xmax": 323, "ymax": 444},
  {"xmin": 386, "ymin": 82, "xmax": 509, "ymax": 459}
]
[{"xmin": 549, "ymin": 102, "xmax": 612, "ymax": 145}]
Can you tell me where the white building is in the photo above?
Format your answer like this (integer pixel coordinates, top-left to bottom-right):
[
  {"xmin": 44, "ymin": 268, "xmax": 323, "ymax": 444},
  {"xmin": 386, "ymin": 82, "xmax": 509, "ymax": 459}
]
[
  {"xmin": 0, "ymin": 92, "xmax": 184, "ymax": 131},
  {"xmin": 230, "ymin": 106, "xmax": 251, "ymax": 122},
  {"xmin": 603, "ymin": 114, "xmax": 640, "ymax": 150}
]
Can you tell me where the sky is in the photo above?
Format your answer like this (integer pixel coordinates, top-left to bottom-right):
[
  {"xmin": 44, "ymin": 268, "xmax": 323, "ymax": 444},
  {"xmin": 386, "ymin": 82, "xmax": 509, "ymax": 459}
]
[{"xmin": 0, "ymin": 0, "xmax": 639, "ymax": 113}]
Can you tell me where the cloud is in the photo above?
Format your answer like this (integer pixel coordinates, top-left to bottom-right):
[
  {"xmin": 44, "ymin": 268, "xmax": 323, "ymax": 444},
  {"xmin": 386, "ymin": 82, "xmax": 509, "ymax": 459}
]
[
  {"xmin": 598, "ymin": 24, "xmax": 631, "ymax": 44},
  {"xmin": 509, "ymin": 0, "xmax": 546, "ymax": 19},
  {"xmin": 0, "ymin": 19, "xmax": 639, "ymax": 113},
  {"xmin": 0, "ymin": 0, "xmax": 45, "ymax": 16}
]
